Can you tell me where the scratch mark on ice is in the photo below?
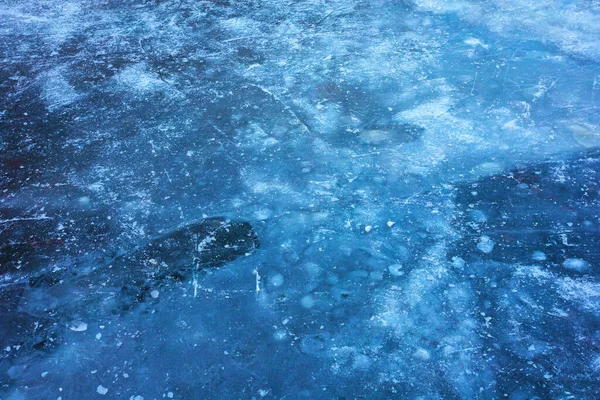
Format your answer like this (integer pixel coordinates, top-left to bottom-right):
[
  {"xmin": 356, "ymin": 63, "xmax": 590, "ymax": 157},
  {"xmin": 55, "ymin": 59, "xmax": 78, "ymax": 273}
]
[
  {"xmin": 193, "ymin": 271, "xmax": 199, "ymax": 298},
  {"xmin": 246, "ymin": 83, "xmax": 313, "ymax": 135},
  {"xmin": 253, "ymin": 268, "xmax": 261, "ymax": 293},
  {"xmin": 0, "ymin": 215, "xmax": 53, "ymax": 224}
]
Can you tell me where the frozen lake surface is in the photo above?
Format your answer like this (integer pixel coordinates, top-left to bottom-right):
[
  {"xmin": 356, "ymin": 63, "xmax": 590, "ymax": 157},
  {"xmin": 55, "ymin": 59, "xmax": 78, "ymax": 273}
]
[{"xmin": 1, "ymin": 0, "xmax": 599, "ymax": 398}]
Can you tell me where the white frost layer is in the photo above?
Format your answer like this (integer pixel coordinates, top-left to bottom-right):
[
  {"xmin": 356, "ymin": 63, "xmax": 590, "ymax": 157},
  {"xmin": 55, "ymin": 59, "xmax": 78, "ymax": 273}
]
[
  {"xmin": 42, "ymin": 68, "xmax": 79, "ymax": 110},
  {"xmin": 388, "ymin": 264, "xmax": 403, "ymax": 277},
  {"xmin": 69, "ymin": 321, "xmax": 88, "ymax": 332},
  {"xmin": 269, "ymin": 274, "xmax": 284, "ymax": 287},
  {"xmin": 557, "ymin": 277, "xmax": 600, "ymax": 311},
  {"xmin": 476, "ymin": 236, "xmax": 494, "ymax": 254},
  {"xmin": 97, "ymin": 385, "xmax": 108, "ymax": 395},
  {"xmin": 562, "ymin": 258, "xmax": 590, "ymax": 272},
  {"xmin": 410, "ymin": 0, "xmax": 600, "ymax": 61},
  {"xmin": 301, "ymin": 295, "xmax": 315, "ymax": 308},
  {"xmin": 115, "ymin": 63, "xmax": 168, "ymax": 94}
]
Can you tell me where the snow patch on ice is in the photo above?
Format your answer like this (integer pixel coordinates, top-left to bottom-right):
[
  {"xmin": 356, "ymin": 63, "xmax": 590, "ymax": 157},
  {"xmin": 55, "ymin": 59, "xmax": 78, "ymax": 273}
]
[
  {"xmin": 220, "ymin": 17, "xmax": 263, "ymax": 35},
  {"xmin": 556, "ymin": 277, "xmax": 600, "ymax": 311},
  {"xmin": 562, "ymin": 258, "xmax": 591, "ymax": 273},
  {"xmin": 115, "ymin": 64, "xmax": 168, "ymax": 94},
  {"xmin": 476, "ymin": 236, "xmax": 494, "ymax": 254},
  {"xmin": 41, "ymin": 68, "xmax": 80, "ymax": 110}
]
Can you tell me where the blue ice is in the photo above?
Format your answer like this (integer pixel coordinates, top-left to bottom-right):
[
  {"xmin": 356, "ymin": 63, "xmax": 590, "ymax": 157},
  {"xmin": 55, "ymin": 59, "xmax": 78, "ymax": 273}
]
[{"xmin": 0, "ymin": 0, "xmax": 599, "ymax": 399}]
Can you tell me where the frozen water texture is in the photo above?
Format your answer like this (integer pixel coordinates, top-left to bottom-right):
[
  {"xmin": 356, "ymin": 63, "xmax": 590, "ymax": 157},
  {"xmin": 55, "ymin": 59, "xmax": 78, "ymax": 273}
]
[{"xmin": 0, "ymin": 0, "xmax": 599, "ymax": 399}]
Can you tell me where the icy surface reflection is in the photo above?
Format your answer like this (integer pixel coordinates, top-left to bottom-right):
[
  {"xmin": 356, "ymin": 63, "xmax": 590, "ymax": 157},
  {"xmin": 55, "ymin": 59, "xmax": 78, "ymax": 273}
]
[{"xmin": 1, "ymin": 0, "xmax": 599, "ymax": 398}]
